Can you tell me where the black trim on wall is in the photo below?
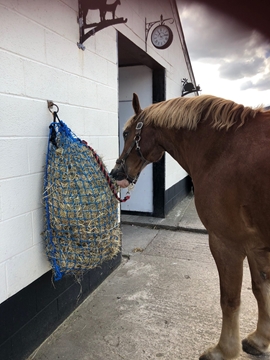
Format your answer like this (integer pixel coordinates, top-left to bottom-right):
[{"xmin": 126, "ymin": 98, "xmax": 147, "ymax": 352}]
[
  {"xmin": 0, "ymin": 253, "xmax": 121, "ymax": 360},
  {"xmin": 153, "ymin": 155, "xmax": 165, "ymax": 217},
  {"xmin": 152, "ymin": 68, "xmax": 166, "ymax": 217},
  {"xmin": 165, "ymin": 176, "xmax": 192, "ymax": 215}
]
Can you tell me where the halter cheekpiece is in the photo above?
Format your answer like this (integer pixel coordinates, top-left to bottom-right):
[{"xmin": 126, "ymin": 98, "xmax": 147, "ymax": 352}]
[{"xmin": 115, "ymin": 120, "xmax": 150, "ymax": 184}]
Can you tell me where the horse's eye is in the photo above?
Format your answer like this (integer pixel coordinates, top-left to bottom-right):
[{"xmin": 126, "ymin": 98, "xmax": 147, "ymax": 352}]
[{"xmin": 123, "ymin": 131, "xmax": 128, "ymax": 140}]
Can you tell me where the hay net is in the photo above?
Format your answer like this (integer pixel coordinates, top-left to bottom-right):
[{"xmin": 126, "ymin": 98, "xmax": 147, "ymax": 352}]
[{"xmin": 43, "ymin": 117, "xmax": 121, "ymax": 281}]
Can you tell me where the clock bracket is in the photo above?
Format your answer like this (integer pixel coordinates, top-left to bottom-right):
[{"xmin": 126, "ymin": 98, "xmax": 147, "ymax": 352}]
[{"xmin": 145, "ymin": 15, "xmax": 174, "ymax": 52}]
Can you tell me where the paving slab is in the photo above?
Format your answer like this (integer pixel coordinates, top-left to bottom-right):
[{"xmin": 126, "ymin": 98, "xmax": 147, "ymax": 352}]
[
  {"xmin": 121, "ymin": 224, "xmax": 159, "ymax": 256},
  {"xmin": 28, "ymin": 227, "xmax": 265, "ymax": 360},
  {"xmin": 121, "ymin": 194, "xmax": 207, "ymax": 234}
]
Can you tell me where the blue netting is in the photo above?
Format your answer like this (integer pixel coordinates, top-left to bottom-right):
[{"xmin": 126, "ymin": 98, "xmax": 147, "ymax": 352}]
[{"xmin": 43, "ymin": 119, "xmax": 120, "ymax": 281}]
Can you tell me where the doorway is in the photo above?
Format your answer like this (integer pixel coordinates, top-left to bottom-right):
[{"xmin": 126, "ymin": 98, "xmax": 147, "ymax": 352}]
[
  {"xmin": 118, "ymin": 32, "xmax": 165, "ymax": 217},
  {"xmin": 119, "ymin": 66, "xmax": 153, "ymax": 213}
]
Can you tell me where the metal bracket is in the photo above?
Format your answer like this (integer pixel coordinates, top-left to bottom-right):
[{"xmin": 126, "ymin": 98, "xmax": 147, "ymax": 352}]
[
  {"xmin": 77, "ymin": 0, "xmax": 127, "ymax": 50},
  {"xmin": 145, "ymin": 14, "xmax": 174, "ymax": 52},
  {"xmin": 181, "ymin": 78, "xmax": 201, "ymax": 97},
  {"xmin": 77, "ymin": 17, "xmax": 127, "ymax": 50},
  {"xmin": 47, "ymin": 100, "xmax": 59, "ymax": 114}
]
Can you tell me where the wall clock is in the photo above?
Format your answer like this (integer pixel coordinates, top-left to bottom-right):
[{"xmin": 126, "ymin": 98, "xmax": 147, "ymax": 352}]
[{"xmin": 151, "ymin": 24, "xmax": 173, "ymax": 50}]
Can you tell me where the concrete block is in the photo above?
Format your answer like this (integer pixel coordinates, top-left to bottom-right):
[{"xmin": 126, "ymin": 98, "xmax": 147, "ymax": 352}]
[
  {"xmin": 103, "ymin": 25, "xmax": 117, "ymax": 41},
  {"xmin": 0, "ymin": 213, "xmax": 33, "ymax": 263},
  {"xmin": 0, "ymin": 6, "xmax": 46, "ymax": 63},
  {"xmin": 114, "ymin": 0, "xmax": 129, "ymax": 22},
  {"xmin": 68, "ymin": 75, "xmax": 98, "ymax": 108},
  {"xmin": 6, "ymin": 244, "xmax": 50, "ymax": 298},
  {"xmin": 0, "ymin": 138, "xmax": 29, "ymax": 179},
  {"xmin": 105, "ymin": 159, "xmax": 118, "ymax": 173},
  {"xmin": 97, "ymin": 85, "xmax": 118, "ymax": 112},
  {"xmin": 28, "ymin": 137, "xmax": 48, "ymax": 174},
  {"xmin": 85, "ymin": 134, "xmax": 101, "ymax": 147},
  {"xmin": 84, "ymin": 110, "xmax": 117, "ymax": 136},
  {"xmin": 95, "ymin": 30, "xmax": 117, "ymax": 63},
  {"xmin": 0, "ymin": 0, "xmax": 17, "ymax": 10},
  {"xmin": 84, "ymin": 109, "xmax": 107, "ymax": 136},
  {"xmin": 98, "ymin": 136, "xmax": 118, "ymax": 161},
  {"xmin": 108, "ymin": 112, "xmax": 118, "ymax": 135},
  {"xmin": 32, "ymin": 208, "xmax": 44, "ymax": 245},
  {"xmin": 129, "ymin": 11, "xmax": 145, "ymax": 41},
  {"xmin": 0, "ymin": 51, "xmax": 25, "ymax": 95},
  {"xmin": 107, "ymin": 61, "xmax": 118, "ymax": 88},
  {"xmin": 0, "ymin": 262, "xmax": 7, "ymax": 304},
  {"xmin": 45, "ymin": 30, "xmax": 83, "ymax": 76},
  {"xmin": 0, "ymin": 95, "xmax": 51, "ymax": 137},
  {"xmin": 24, "ymin": 60, "xmax": 70, "ymax": 103},
  {"xmin": 24, "ymin": 60, "xmax": 69, "ymax": 102},
  {"xmin": 82, "ymin": 52, "xmax": 108, "ymax": 84},
  {"xmin": 15, "ymin": 0, "xmax": 77, "ymax": 42},
  {"xmin": 57, "ymin": 104, "xmax": 85, "ymax": 137},
  {"xmin": 0, "ymin": 173, "xmax": 43, "ymax": 220},
  {"xmin": 61, "ymin": 0, "xmax": 78, "ymax": 12}
]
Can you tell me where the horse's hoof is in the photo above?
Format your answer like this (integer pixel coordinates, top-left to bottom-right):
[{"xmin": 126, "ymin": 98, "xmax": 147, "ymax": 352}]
[{"xmin": 242, "ymin": 339, "xmax": 263, "ymax": 356}]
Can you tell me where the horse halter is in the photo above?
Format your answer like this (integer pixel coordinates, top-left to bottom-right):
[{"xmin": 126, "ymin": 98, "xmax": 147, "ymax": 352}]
[{"xmin": 115, "ymin": 121, "xmax": 150, "ymax": 184}]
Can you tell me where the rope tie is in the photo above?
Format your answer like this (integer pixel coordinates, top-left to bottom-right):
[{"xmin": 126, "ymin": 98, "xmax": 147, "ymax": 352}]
[{"xmin": 81, "ymin": 140, "xmax": 130, "ymax": 202}]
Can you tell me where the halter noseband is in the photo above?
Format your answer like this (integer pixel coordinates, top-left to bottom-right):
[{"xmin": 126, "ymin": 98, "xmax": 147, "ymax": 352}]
[{"xmin": 116, "ymin": 121, "xmax": 150, "ymax": 184}]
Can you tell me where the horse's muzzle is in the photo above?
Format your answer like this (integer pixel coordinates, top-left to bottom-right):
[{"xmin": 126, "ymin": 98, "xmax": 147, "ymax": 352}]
[{"xmin": 110, "ymin": 167, "xmax": 127, "ymax": 181}]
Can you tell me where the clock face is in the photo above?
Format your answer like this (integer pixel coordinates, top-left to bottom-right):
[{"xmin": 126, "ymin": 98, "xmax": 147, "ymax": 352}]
[{"xmin": 151, "ymin": 25, "xmax": 173, "ymax": 49}]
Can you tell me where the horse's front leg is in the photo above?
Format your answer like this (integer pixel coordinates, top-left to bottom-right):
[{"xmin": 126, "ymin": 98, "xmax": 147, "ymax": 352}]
[
  {"xmin": 242, "ymin": 249, "xmax": 270, "ymax": 355},
  {"xmin": 200, "ymin": 234, "xmax": 245, "ymax": 360}
]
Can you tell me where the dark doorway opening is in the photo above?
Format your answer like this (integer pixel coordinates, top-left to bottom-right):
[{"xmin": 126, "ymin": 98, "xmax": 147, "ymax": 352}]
[{"xmin": 118, "ymin": 32, "xmax": 166, "ymax": 217}]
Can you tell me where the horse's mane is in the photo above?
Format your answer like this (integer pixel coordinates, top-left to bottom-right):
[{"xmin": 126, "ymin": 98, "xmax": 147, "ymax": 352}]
[{"xmin": 126, "ymin": 95, "xmax": 265, "ymax": 131}]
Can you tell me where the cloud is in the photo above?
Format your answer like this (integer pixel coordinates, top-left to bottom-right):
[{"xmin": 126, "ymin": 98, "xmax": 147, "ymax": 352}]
[
  {"xmin": 219, "ymin": 57, "xmax": 265, "ymax": 80},
  {"xmin": 241, "ymin": 75, "xmax": 270, "ymax": 91},
  {"xmin": 178, "ymin": 1, "xmax": 270, "ymax": 82}
]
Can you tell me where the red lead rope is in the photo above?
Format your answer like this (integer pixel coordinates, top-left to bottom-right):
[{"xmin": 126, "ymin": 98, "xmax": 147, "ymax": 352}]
[{"xmin": 81, "ymin": 140, "xmax": 130, "ymax": 203}]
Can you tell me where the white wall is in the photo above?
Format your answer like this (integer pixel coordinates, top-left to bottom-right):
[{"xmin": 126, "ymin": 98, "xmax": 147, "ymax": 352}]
[
  {"xmin": 0, "ymin": 0, "xmax": 118, "ymax": 304},
  {"xmin": 0, "ymin": 0, "xmax": 195, "ymax": 304}
]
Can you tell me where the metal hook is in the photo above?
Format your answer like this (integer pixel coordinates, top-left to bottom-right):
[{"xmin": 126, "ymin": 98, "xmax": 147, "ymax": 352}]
[{"xmin": 47, "ymin": 100, "xmax": 59, "ymax": 114}]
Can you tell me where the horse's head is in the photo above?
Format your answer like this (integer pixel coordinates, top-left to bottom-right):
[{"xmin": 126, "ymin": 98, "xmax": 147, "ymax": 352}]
[{"xmin": 110, "ymin": 93, "xmax": 165, "ymax": 188}]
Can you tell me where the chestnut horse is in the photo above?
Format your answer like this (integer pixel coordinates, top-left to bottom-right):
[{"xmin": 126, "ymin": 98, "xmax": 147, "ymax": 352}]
[{"xmin": 111, "ymin": 93, "xmax": 270, "ymax": 359}]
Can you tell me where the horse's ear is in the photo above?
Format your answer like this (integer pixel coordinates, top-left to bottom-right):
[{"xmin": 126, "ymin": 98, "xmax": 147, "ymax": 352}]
[{"xmin": 132, "ymin": 93, "xmax": 142, "ymax": 115}]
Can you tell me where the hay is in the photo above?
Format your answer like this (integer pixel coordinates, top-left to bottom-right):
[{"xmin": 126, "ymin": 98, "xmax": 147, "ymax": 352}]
[{"xmin": 43, "ymin": 120, "xmax": 121, "ymax": 280}]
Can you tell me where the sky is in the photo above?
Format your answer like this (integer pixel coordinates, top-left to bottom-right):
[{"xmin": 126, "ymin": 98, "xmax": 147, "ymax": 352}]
[{"xmin": 177, "ymin": 1, "xmax": 270, "ymax": 107}]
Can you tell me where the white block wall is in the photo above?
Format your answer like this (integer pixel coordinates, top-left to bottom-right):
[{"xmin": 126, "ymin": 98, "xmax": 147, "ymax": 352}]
[
  {"xmin": 0, "ymin": 0, "xmax": 195, "ymax": 304},
  {"xmin": 0, "ymin": 0, "xmax": 118, "ymax": 304}
]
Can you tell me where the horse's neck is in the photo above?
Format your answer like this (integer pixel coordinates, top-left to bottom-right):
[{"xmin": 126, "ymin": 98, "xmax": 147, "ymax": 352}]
[
  {"xmin": 157, "ymin": 123, "xmax": 221, "ymax": 176},
  {"xmin": 156, "ymin": 127, "xmax": 191, "ymax": 174}
]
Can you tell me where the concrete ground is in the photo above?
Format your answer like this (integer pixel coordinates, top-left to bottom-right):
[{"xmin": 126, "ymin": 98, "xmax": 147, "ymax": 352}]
[{"xmin": 28, "ymin": 196, "xmax": 268, "ymax": 360}]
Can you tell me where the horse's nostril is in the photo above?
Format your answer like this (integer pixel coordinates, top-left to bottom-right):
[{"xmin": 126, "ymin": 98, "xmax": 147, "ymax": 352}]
[{"xmin": 110, "ymin": 169, "xmax": 126, "ymax": 181}]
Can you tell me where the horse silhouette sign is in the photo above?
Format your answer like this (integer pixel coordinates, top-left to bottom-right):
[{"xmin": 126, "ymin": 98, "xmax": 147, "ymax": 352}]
[
  {"xmin": 181, "ymin": 78, "xmax": 201, "ymax": 97},
  {"xmin": 78, "ymin": 0, "xmax": 127, "ymax": 49}
]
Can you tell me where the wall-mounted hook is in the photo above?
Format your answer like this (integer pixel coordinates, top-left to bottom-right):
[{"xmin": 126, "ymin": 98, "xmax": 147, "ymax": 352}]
[{"xmin": 47, "ymin": 100, "xmax": 59, "ymax": 114}]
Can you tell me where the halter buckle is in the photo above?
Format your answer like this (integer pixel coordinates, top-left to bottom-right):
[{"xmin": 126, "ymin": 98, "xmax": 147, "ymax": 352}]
[{"xmin": 136, "ymin": 122, "xmax": 143, "ymax": 131}]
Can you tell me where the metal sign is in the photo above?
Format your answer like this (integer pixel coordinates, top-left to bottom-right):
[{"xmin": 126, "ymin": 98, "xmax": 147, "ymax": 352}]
[
  {"xmin": 77, "ymin": 0, "xmax": 127, "ymax": 50},
  {"xmin": 181, "ymin": 78, "xmax": 201, "ymax": 97}
]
